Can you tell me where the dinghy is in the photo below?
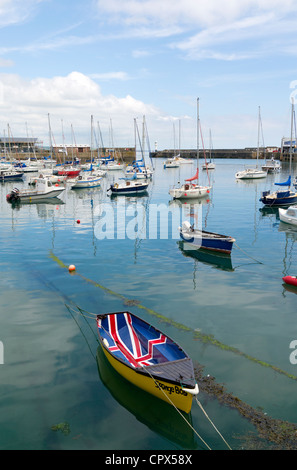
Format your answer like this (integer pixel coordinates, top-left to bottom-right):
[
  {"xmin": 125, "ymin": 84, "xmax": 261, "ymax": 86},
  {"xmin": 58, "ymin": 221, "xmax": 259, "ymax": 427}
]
[
  {"xmin": 179, "ymin": 221, "xmax": 235, "ymax": 254},
  {"xmin": 96, "ymin": 311, "xmax": 198, "ymax": 413},
  {"xmin": 279, "ymin": 205, "xmax": 297, "ymax": 226}
]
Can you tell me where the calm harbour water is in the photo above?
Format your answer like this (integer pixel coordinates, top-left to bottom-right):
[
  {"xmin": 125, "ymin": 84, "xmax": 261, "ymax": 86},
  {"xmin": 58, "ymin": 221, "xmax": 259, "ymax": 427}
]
[{"xmin": 1, "ymin": 157, "xmax": 297, "ymax": 451}]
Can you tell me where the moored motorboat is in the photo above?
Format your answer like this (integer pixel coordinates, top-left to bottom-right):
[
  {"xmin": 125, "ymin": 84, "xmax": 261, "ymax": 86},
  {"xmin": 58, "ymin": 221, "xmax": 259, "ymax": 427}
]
[
  {"xmin": 179, "ymin": 221, "xmax": 235, "ymax": 254},
  {"xmin": 96, "ymin": 311, "xmax": 198, "ymax": 413},
  {"xmin": 6, "ymin": 177, "xmax": 65, "ymax": 203},
  {"xmin": 261, "ymin": 157, "xmax": 281, "ymax": 173}
]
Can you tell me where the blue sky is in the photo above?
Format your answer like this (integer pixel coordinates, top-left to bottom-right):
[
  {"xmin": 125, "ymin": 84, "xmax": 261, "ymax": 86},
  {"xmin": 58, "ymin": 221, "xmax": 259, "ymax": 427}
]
[{"xmin": 1, "ymin": 0, "xmax": 297, "ymax": 150}]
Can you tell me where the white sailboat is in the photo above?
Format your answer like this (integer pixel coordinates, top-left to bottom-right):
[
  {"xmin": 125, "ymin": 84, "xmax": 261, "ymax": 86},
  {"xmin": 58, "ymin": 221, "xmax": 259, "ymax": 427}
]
[
  {"xmin": 235, "ymin": 107, "xmax": 267, "ymax": 180},
  {"xmin": 125, "ymin": 117, "xmax": 154, "ymax": 179},
  {"xmin": 169, "ymin": 98, "xmax": 211, "ymax": 199},
  {"xmin": 202, "ymin": 129, "xmax": 216, "ymax": 170}
]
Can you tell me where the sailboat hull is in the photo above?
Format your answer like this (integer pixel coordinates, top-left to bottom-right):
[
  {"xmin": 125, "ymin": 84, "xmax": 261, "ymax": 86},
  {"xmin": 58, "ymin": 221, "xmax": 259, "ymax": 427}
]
[
  {"xmin": 169, "ymin": 184, "xmax": 211, "ymax": 199},
  {"xmin": 179, "ymin": 224, "xmax": 235, "ymax": 254},
  {"xmin": 260, "ymin": 190, "xmax": 297, "ymax": 207}
]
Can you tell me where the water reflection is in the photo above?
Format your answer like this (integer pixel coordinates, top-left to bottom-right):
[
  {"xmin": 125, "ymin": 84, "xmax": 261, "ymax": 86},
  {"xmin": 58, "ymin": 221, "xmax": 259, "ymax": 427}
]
[
  {"xmin": 178, "ymin": 241, "xmax": 234, "ymax": 272},
  {"xmin": 96, "ymin": 345, "xmax": 198, "ymax": 450}
]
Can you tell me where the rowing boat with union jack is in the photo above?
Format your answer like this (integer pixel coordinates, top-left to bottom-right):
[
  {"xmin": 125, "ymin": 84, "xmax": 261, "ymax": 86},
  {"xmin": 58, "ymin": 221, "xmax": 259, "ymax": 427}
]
[{"xmin": 96, "ymin": 311, "xmax": 198, "ymax": 413}]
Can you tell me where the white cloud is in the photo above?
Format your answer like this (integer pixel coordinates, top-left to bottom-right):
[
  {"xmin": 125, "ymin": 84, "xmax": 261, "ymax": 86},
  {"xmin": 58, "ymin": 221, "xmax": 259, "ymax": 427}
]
[
  {"xmin": 95, "ymin": 0, "xmax": 297, "ymax": 60},
  {"xmin": 89, "ymin": 71, "xmax": 130, "ymax": 81},
  {"xmin": 0, "ymin": 71, "xmax": 164, "ymax": 146},
  {"xmin": 0, "ymin": 0, "xmax": 44, "ymax": 28},
  {"xmin": 95, "ymin": 0, "xmax": 297, "ymax": 28}
]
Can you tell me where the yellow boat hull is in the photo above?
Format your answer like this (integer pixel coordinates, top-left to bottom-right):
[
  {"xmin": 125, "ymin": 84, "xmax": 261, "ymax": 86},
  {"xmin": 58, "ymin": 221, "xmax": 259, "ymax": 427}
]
[{"xmin": 101, "ymin": 344, "xmax": 195, "ymax": 414}]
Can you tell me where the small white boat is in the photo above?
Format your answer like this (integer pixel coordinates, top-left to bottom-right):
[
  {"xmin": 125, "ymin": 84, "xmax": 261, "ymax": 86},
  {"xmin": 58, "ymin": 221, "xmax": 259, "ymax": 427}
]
[
  {"xmin": 6, "ymin": 177, "xmax": 65, "ymax": 203},
  {"xmin": 279, "ymin": 205, "xmax": 297, "ymax": 226},
  {"xmin": 102, "ymin": 160, "xmax": 125, "ymax": 171},
  {"xmin": 164, "ymin": 157, "xmax": 180, "ymax": 168},
  {"xmin": 202, "ymin": 161, "xmax": 216, "ymax": 170},
  {"xmin": 125, "ymin": 165, "xmax": 153, "ymax": 179},
  {"xmin": 235, "ymin": 168, "xmax": 267, "ymax": 179},
  {"xmin": 236, "ymin": 107, "xmax": 267, "ymax": 180},
  {"xmin": 68, "ymin": 174, "xmax": 102, "ymax": 189},
  {"xmin": 262, "ymin": 157, "xmax": 281, "ymax": 173}
]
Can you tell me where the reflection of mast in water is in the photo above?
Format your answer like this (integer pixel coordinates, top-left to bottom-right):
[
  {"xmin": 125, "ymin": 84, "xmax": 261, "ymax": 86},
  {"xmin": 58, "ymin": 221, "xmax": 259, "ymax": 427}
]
[
  {"xmin": 278, "ymin": 222, "xmax": 297, "ymax": 277},
  {"xmin": 35, "ymin": 199, "xmax": 65, "ymax": 249},
  {"xmin": 96, "ymin": 345, "xmax": 197, "ymax": 449}
]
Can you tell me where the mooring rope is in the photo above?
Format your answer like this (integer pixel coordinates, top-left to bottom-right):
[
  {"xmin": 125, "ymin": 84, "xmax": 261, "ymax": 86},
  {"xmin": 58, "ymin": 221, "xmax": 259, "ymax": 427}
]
[
  {"xmin": 234, "ymin": 242, "xmax": 263, "ymax": 264},
  {"xmin": 195, "ymin": 397, "xmax": 232, "ymax": 450},
  {"xmin": 67, "ymin": 302, "xmax": 233, "ymax": 450}
]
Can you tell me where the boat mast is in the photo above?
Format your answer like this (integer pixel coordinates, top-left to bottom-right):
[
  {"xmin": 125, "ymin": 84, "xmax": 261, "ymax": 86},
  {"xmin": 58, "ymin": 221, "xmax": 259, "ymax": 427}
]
[
  {"xmin": 197, "ymin": 98, "xmax": 200, "ymax": 173},
  {"xmin": 289, "ymin": 98, "xmax": 294, "ymax": 177},
  {"xmin": 257, "ymin": 106, "xmax": 260, "ymax": 168},
  {"xmin": 48, "ymin": 113, "xmax": 53, "ymax": 171}
]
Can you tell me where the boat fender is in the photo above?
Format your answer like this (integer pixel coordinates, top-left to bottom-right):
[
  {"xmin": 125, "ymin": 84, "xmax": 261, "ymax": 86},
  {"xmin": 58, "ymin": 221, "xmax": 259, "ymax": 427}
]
[{"xmin": 103, "ymin": 338, "xmax": 109, "ymax": 348}]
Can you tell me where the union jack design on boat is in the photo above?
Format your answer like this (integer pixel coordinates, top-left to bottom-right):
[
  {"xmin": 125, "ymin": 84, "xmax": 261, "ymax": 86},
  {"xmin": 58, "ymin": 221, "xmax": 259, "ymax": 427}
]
[{"xmin": 96, "ymin": 311, "xmax": 198, "ymax": 413}]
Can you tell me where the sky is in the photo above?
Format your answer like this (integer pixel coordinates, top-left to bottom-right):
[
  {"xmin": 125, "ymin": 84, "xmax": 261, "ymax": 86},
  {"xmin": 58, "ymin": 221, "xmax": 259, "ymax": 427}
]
[{"xmin": 1, "ymin": 0, "xmax": 297, "ymax": 151}]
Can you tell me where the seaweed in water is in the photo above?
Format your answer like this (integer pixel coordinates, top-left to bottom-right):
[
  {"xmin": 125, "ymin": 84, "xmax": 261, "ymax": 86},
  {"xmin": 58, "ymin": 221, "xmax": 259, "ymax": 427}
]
[
  {"xmin": 194, "ymin": 363, "xmax": 297, "ymax": 450},
  {"xmin": 51, "ymin": 422, "xmax": 71, "ymax": 436}
]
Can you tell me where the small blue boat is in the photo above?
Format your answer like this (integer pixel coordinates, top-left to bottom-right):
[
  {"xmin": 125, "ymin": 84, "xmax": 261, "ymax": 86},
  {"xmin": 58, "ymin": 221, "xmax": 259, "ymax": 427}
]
[
  {"xmin": 259, "ymin": 188, "xmax": 297, "ymax": 207},
  {"xmin": 179, "ymin": 221, "xmax": 235, "ymax": 254},
  {"xmin": 108, "ymin": 179, "xmax": 149, "ymax": 195},
  {"xmin": 0, "ymin": 168, "xmax": 24, "ymax": 181}
]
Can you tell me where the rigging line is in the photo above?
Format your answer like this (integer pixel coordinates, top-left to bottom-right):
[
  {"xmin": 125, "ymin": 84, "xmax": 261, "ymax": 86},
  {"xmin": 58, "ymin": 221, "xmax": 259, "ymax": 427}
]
[
  {"xmin": 195, "ymin": 397, "xmax": 232, "ymax": 450},
  {"xmin": 234, "ymin": 242, "xmax": 263, "ymax": 264},
  {"xmin": 143, "ymin": 368, "xmax": 212, "ymax": 451},
  {"xmin": 74, "ymin": 301, "xmax": 211, "ymax": 449},
  {"xmin": 49, "ymin": 252, "xmax": 297, "ymax": 382},
  {"xmin": 65, "ymin": 304, "xmax": 97, "ymax": 360}
]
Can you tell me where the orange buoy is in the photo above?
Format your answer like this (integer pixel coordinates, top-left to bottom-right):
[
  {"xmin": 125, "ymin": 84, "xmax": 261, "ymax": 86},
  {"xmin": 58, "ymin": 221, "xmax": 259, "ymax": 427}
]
[
  {"xmin": 76, "ymin": 219, "xmax": 80, "ymax": 224},
  {"xmin": 68, "ymin": 264, "xmax": 76, "ymax": 272}
]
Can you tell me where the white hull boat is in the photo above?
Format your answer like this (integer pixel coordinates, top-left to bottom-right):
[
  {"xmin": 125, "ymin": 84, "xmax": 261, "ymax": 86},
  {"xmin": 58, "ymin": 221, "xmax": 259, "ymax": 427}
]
[
  {"xmin": 262, "ymin": 158, "xmax": 281, "ymax": 173},
  {"xmin": 235, "ymin": 168, "xmax": 267, "ymax": 179},
  {"xmin": 202, "ymin": 162, "xmax": 216, "ymax": 170},
  {"xmin": 279, "ymin": 205, "xmax": 297, "ymax": 226},
  {"xmin": 164, "ymin": 157, "xmax": 180, "ymax": 168},
  {"xmin": 68, "ymin": 174, "xmax": 102, "ymax": 189},
  {"xmin": 125, "ymin": 166, "xmax": 153, "ymax": 179},
  {"xmin": 169, "ymin": 182, "xmax": 210, "ymax": 199},
  {"xmin": 6, "ymin": 177, "xmax": 65, "ymax": 203}
]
